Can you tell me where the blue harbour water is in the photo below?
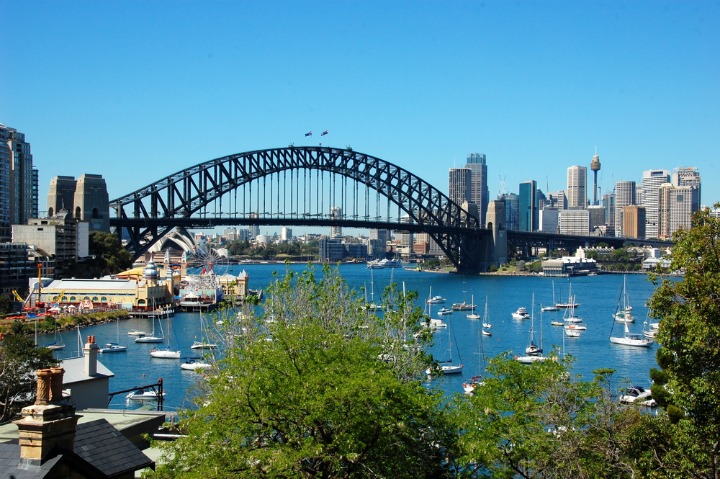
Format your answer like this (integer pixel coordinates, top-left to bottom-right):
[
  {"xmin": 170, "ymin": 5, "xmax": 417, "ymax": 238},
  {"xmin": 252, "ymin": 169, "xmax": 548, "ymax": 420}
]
[{"xmin": 39, "ymin": 264, "xmax": 663, "ymax": 413}]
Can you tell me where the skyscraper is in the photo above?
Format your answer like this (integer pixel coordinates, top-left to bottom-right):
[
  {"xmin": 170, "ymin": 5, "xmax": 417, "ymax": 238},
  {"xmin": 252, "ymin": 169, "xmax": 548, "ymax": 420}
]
[
  {"xmin": 672, "ymin": 167, "xmax": 701, "ymax": 213},
  {"xmin": 642, "ymin": 169, "xmax": 670, "ymax": 239},
  {"xmin": 499, "ymin": 193, "xmax": 519, "ymax": 231},
  {"xmin": 623, "ymin": 205, "xmax": 646, "ymax": 239},
  {"xmin": 448, "ymin": 168, "xmax": 471, "ymax": 205},
  {"xmin": 519, "ymin": 180, "xmax": 537, "ymax": 232},
  {"xmin": 0, "ymin": 125, "xmax": 38, "ymax": 241},
  {"xmin": 614, "ymin": 181, "xmax": 636, "ymax": 237},
  {"xmin": 658, "ymin": 183, "xmax": 693, "ymax": 239},
  {"xmin": 567, "ymin": 165, "xmax": 588, "ymax": 209},
  {"xmin": 602, "ymin": 192, "xmax": 616, "ymax": 235},
  {"xmin": 465, "ymin": 153, "xmax": 489, "ymax": 226},
  {"xmin": 330, "ymin": 206, "xmax": 343, "ymax": 238}
]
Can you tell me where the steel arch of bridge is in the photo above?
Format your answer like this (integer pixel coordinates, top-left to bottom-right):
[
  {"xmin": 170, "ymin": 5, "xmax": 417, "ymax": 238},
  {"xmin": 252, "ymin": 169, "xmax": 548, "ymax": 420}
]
[{"xmin": 110, "ymin": 146, "xmax": 489, "ymax": 272}]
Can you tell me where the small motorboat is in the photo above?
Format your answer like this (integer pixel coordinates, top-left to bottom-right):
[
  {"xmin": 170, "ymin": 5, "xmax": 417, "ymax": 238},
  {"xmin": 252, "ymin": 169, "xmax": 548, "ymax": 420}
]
[
  {"xmin": 463, "ymin": 375, "xmax": 483, "ymax": 394},
  {"xmin": 619, "ymin": 386, "xmax": 657, "ymax": 407},
  {"xmin": 426, "ymin": 295, "xmax": 446, "ymax": 304},
  {"xmin": 428, "ymin": 318, "xmax": 447, "ymax": 330},
  {"xmin": 437, "ymin": 307, "xmax": 453, "ymax": 316},
  {"xmin": 511, "ymin": 307, "xmax": 530, "ymax": 320},
  {"xmin": 126, "ymin": 388, "xmax": 165, "ymax": 401}
]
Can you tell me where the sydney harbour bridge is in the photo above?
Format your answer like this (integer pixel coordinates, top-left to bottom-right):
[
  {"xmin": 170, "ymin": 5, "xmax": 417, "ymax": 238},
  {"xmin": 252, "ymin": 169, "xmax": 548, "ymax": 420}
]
[{"xmin": 109, "ymin": 146, "xmax": 625, "ymax": 274}]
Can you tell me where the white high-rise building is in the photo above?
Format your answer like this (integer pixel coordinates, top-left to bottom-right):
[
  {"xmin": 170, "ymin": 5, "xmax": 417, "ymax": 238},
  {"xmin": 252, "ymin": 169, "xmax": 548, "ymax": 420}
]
[
  {"xmin": 658, "ymin": 183, "xmax": 693, "ymax": 239},
  {"xmin": 330, "ymin": 206, "xmax": 342, "ymax": 237},
  {"xmin": 567, "ymin": 165, "xmax": 588, "ymax": 209},
  {"xmin": 248, "ymin": 213, "xmax": 260, "ymax": 239},
  {"xmin": 614, "ymin": 181, "xmax": 636, "ymax": 237},
  {"xmin": 672, "ymin": 167, "xmax": 701, "ymax": 213},
  {"xmin": 642, "ymin": 169, "xmax": 670, "ymax": 239},
  {"xmin": 558, "ymin": 209, "xmax": 590, "ymax": 235},
  {"xmin": 281, "ymin": 227, "xmax": 293, "ymax": 241}
]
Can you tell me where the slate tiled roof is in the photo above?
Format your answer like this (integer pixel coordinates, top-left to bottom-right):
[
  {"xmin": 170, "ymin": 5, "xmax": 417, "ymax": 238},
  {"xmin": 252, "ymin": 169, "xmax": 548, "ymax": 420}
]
[
  {"xmin": 74, "ymin": 419, "xmax": 154, "ymax": 476},
  {"xmin": 0, "ymin": 443, "xmax": 62, "ymax": 478},
  {"xmin": 0, "ymin": 418, "xmax": 153, "ymax": 478}
]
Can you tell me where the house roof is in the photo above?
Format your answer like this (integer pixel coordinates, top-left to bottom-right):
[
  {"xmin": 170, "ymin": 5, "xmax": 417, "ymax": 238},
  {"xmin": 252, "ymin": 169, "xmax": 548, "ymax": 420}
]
[
  {"xmin": 61, "ymin": 355, "xmax": 115, "ymax": 383},
  {"xmin": 72, "ymin": 419, "xmax": 154, "ymax": 475},
  {"xmin": 0, "ymin": 419, "xmax": 153, "ymax": 478},
  {"xmin": 44, "ymin": 278, "xmax": 140, "ymax": 291}
]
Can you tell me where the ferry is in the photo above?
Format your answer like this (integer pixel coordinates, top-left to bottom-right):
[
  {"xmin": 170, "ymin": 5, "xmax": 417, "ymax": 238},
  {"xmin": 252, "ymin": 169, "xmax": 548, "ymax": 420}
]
[{"xmin": 367, "ymin": 258, "xmax": 403, "ymax": 269}]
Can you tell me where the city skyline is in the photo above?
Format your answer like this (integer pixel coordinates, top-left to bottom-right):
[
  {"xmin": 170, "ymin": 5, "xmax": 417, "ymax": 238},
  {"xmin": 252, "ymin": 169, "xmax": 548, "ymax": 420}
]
[{"xmin": 2, "ymin": 2, "xmax": 718, "ymax": 213}]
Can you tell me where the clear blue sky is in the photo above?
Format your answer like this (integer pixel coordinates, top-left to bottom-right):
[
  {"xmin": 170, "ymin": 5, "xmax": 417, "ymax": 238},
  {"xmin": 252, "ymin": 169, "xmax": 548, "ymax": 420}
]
[{"xmin": 3, "ymin": 1, "xmax": 719, "ymax": 216}]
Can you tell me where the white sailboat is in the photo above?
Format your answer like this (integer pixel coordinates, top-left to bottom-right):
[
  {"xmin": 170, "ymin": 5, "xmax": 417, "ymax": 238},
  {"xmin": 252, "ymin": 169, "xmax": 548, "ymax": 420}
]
[
  {"xmin": 613, "ymin": 275, "xmax": 635, "ymax": 323},
  {"xmin": 463, "ymin": 325, "xmax": 488, "ymax": 394},
  {"xmin": 365, "ymin": 268, "xmax": 383, "ymax": 311},
  {"xmin": 99, "ymin": 318, "xmax": 127, "ymax": 353},
  {"xmin": 150, "ymin": 347, "xmax": 181, "ymax": 359},
  {"xmin": 556, "ymin": 281, "xmax": 580, "ymax": 309},
  {"xmin": 610, "ymin": 320, "xmax": 653, "ymax": 347},
  {"xmin": 426, "ymin": 316, "xmax": 463, "ymax": 375},
  {"xmin": 135, "ymin": 316, "xmax": 164, "ymax": 343},
  {"xmin": 150, "ymin": 316, "xmax": 181, "ymax": 358},
  {"xmin": 466, "ymin": 294, "xmax": 481, "ymax": 320},
  {"xmin": 45, "ymin": 329, "xmax": 65, "ymax": 350},
  {"xmin": 191, "ymin": 313, "xmax": 218, "ymax": 350},
  {"xmin": 542, "ymin": 281, "xmax": 560, "ymax": 312},
  {"xmin": 517, "ymin": 295, "xmax": 549, "ymax": 364},
  {"xmin": 562, "ymin": 296, "xmax": 583, "ymax": 324},
  {"xmin": 481, "ymin": 297, "xmax": 492, "ymax": 336},
  {"xmin": 180, "ymin": 358, "xmax": 212, "ymax": 371}
]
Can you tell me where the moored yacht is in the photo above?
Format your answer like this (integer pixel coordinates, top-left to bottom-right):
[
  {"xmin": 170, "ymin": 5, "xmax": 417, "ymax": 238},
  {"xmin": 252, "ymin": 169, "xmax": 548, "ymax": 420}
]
[{"xmin": 511, "ymin": 306, "xmax": 530, "ymax": 320}]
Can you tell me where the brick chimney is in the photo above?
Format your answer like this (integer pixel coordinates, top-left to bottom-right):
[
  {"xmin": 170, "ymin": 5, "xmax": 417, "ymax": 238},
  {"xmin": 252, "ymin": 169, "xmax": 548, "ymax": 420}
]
[
  {"xmin": 14, "ymin": 368, "xmax": 80, "ymax": 465},
  {"xmin": 83, "ymin": 335, "xmax": 99, "ymax": 376}
]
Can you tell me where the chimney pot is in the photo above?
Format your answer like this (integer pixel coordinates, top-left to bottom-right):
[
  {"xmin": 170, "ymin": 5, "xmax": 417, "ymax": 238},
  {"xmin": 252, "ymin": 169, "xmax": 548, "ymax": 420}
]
[
  {"xmin": 35, "ymin": 369, "xmax": 52, "ymax": 405},
  {"xmin": 49, "ymin": 367, "xmax": 65, "ymax": 403}
]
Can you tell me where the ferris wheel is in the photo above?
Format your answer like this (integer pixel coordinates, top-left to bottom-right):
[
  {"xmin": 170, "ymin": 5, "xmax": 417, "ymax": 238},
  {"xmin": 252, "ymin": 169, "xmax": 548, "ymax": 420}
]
[{"xmin": 186, "ymin": 244, "xmax": 231, "ymax": 276}]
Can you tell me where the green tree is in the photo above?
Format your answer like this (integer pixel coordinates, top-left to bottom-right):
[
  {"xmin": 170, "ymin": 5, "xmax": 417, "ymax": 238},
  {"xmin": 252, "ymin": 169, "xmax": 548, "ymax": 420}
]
[
  {"xmin": 62, "ymin": 231, "xmax": 132, "ymax": 277},
  {"xmin": 0, "ymin": 334, "xmax": 57, "ymax": 421},
  {"xmin": 637, "ymin": 205, "xmax": 720, "ymax": 477},
  {"xmin": 453, "ymin": 355, "xmax": 641, "ymax": 478},
  {"xmin": 150, "ymin": 267, "xmax": 455, "ymax": 478}
]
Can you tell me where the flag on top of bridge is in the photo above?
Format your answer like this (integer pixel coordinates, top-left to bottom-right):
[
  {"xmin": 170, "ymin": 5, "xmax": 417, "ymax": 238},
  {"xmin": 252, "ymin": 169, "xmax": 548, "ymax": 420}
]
[
  {"xmin": 305, "ymin": 131, "xmax": 312, "ymax": 137},
  {"xmin": 321, "ymin": 130, "xmax": 329, "ymax": 136}
]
